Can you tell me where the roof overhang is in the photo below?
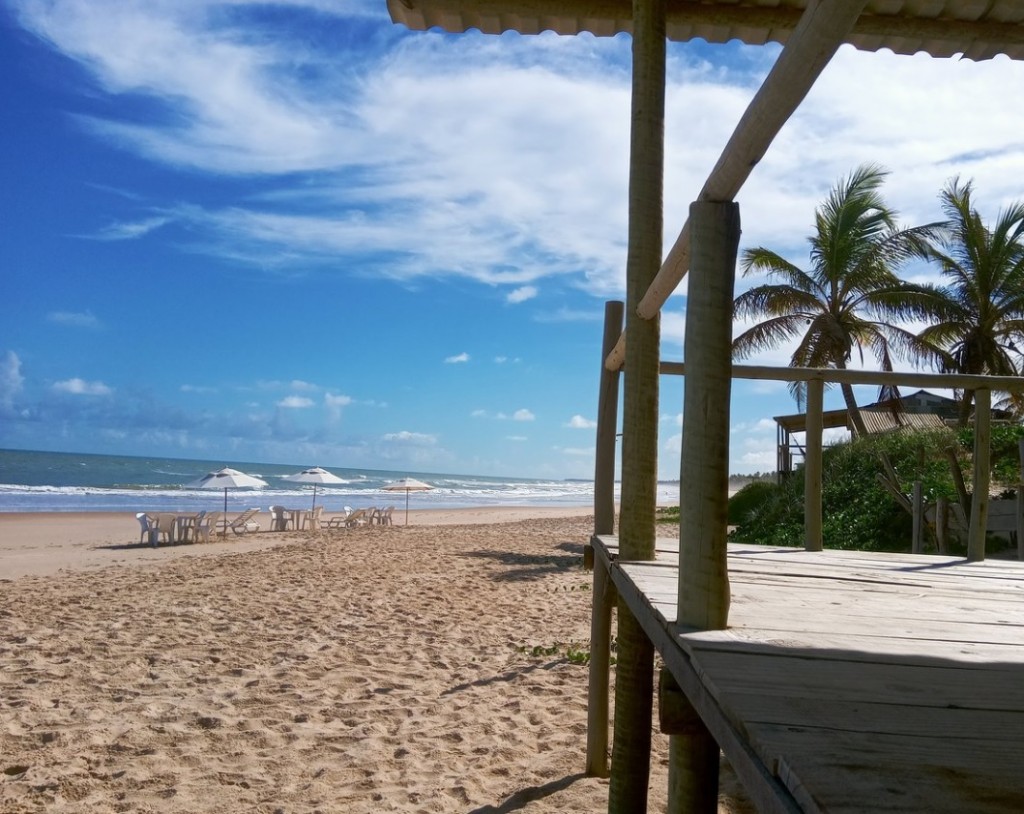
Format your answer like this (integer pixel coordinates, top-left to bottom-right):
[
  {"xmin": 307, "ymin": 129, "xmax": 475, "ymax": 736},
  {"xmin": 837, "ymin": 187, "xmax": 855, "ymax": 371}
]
[{"xmin": 388, "ymin": 1, "xmax": 1024, "ymax": 62}]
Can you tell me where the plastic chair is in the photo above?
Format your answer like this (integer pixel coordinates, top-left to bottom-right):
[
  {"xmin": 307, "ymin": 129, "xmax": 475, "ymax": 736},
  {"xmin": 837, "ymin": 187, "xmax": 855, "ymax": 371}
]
[{"xmin": 137, "ymin": 513, "xmax": 159, "ymax": 545}]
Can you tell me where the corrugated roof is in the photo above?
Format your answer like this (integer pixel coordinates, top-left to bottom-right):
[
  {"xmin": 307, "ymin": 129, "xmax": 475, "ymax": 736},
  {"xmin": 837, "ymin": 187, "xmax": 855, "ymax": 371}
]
[
  {"xmin": 857, "ymin": 407, "xmax": 948, "ymax": 434},
  {"xmin": 387, "ymin": 1, "xmax": 1024, "ymax": 62}
]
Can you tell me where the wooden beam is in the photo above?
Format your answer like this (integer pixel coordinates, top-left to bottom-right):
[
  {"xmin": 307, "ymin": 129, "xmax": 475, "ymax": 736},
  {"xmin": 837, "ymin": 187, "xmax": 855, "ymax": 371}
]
[
  {"xmin": 804, "ymin": 378, "xmax": 824, "ymax": 552},
  {"xmin": 968, "ymin": 389, "xmax": 992, "ymax": 562},
  {"xmin": 659, "ymin": 361, "xmax": 1024, "ymax": 392},
  {"xmin": 637, "ymin": 0, "xmax": 870, "ymax": 319}
]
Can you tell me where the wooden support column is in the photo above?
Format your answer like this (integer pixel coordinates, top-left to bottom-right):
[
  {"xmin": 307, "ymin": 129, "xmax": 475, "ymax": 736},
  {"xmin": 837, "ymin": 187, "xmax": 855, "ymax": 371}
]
[
  {"xmin": 1018, "ymin": 439, "xmax": 1024, "ymax": 561},
  {"xmin": 968, "ymin": 389, "xmax": 992, "ymax": 562},
  {"xmin": 672, "ymin": 200, "xmax": 739, "ymax": 814},
  {"xmin": 587, "ymin": 557, "xmax": 617, "ymax": 777},
  {"xmin": 804, "ymin": 378, "xmax": 824, "ymax": 552},
  {"xmin": 595, "ymin": 301, "xmax": 624, "ymax": 537},
  {"xmin": 608, "ymin": 0, "xmax": 664, "ymax": 811},
  {"xmin": 587, "ymin": 301, "xmax": 624, "ymax": 777}
]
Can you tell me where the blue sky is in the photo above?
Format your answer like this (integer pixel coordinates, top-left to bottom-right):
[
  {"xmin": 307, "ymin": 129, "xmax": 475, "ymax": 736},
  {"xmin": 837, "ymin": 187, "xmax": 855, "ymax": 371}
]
[{"xmin": 3, "ymin": 1, "xmax": 1024, "ymax": 480}]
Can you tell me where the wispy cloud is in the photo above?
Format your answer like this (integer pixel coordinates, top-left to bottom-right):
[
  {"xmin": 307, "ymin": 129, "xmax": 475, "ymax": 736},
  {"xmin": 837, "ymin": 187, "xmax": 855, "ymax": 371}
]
[
  {"xmin": 566, "ymin": 414, "xmax": 596, "ymax": 429},
  {"xmin": 512, "ymin": 408, "xmax": 535, "ymax": 421},
  {"xmin": 445, "ymin": 352, "xmax": 470, "ymax": 364},
  {"xmin": 277, "ymin": 395, "xmax": 314, "ymax": 408},
  {"xmin": 382, "ymin": 430, "xmax": 436, "ymax": 444},
  {"xmin": 0, "ymin": 351, "xmax": 24, "ymax": 410},
  {"xmin": 52, "ymin": 377, "xmax": 112, "ymax": 396},
  {"xmin": 47, "ymin": 310, "xmax": 101, "ymax": 328},
  {"xmin": 91, "ymin": 216, "xmax": 171, "ymax": 241}
]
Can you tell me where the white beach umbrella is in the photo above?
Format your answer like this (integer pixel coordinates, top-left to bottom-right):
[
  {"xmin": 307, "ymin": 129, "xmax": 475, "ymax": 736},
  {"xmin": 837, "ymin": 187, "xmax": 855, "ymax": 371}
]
[
  {"xmin": 382, "ymin": 477, "xmax": 433, "ymax": 525},
  {"xmin": 186, "ymin": 467, "xmax": 269, "ymax": 518},
  {"xmin": 282, "ymin": 466, "xmax": 345, "ymax": 511}
]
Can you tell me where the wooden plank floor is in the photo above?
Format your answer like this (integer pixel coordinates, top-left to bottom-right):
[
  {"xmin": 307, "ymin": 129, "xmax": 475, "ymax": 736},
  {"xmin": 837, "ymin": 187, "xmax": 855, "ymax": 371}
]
[{"xmin": 593, "ymin": 536, "xmax": 1024, "ymax": 813}]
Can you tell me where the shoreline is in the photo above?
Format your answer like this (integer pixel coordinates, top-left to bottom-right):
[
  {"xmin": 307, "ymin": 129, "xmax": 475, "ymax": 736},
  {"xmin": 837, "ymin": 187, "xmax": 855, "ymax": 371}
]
[{"xmin": 0, "ymin": 506, "xmax": 596, "ymax": 580}]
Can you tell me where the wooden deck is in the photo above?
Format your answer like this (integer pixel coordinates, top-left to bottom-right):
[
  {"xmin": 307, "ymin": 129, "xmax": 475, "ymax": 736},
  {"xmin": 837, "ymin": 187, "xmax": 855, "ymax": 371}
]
[{"xmin": 592, "ymin": 536, "xmax": 1024, "ymax": 813}]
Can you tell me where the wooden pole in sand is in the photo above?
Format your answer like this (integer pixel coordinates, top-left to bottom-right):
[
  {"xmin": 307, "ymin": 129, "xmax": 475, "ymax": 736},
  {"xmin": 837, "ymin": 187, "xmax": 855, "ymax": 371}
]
[
  {"xmin": 586, "ymin": 299, "xmax": 623, "ymax": 778},
  {"xmin": 670, "ymin": 200, "xmax": 739, "ymax": 813},
  {"xmin": 608, "ymin": 0, "xmax": 664, "ymax": 810},
  {"xmin": 587, "ymin": 556, "xmax": 617, "ymax": 777},
  {"xmin": 804, "ymin": 377, "xmax": 824, "ymax": 552},
  {"xmin": 968, "ymin": 388, "xmax": 992, "ymax": 562}
]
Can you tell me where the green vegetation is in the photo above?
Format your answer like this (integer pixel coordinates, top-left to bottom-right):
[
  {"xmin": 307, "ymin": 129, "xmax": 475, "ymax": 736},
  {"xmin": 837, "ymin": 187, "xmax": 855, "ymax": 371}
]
[
  {"xmin": 726, "ymin": 428, "xmax": 1024, "ymax": 553},
  {"xmin": 516, "ymin": 640, "xmax": 597, "ymax": 666}
]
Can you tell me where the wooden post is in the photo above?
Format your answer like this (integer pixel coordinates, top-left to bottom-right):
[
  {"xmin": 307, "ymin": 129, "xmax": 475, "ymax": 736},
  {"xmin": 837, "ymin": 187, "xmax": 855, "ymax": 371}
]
[
  {"xmin": 1017, "ymin": 484, "xmax": 1024, "ymax": 562},
  {"xmin": 608, "ymin": 1, "xmax": 665, "ymax": 811},
  {"xmin": 586, "ymin": 558, "xmax": 617, "ymax": 777},
  {"xmin": 804, "ymin": 377, "xmax": 824, "ymax": 552},
  {"xmin": 911, "ymin": 481, "xmax": 923, "ymax": 554},
  {"xmin": 968, "ymin": 389, "xmax": 991, "ymax": 562},
  {"xmin": 1018, "ymin": 440, "xmax": 1024, "ymax": 561},
  {"xmin": 672, "ymin": 200, "xmax": 739, "ymax": 814},
  {"xmin": 595, "ymin": 301, "xmax": 624, "ymax": 537},
  {"xmin": 660, "ymin": 670, "xmax": 718, "ymax": 813},
  {"xmin": 936, "ymin": 496, "xmax": 948, "ymax": 555}
]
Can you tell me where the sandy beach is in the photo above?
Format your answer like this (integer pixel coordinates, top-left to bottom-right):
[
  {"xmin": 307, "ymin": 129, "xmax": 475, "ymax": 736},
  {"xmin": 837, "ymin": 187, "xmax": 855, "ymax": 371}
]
[{"xmin": 0, "ymin": 510, "xmax": 751, "ymax": 812}]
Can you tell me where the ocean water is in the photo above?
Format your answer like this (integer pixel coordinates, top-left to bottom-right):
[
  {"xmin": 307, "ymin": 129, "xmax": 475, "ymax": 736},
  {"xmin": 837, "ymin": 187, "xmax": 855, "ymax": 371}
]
[{"xmin": 0, "ymin": 449, "xmax": 683, "ymax": 513}]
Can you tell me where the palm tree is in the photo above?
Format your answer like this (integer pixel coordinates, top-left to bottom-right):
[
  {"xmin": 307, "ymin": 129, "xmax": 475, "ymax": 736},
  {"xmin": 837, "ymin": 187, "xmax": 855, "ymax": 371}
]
[
  {"xmin": 916, "ymin": 178, "xmax": 1024, "ymax": 425},
  {"xmin": 733, "ymin": 164, "xmax": 943, "ymax": 436}
]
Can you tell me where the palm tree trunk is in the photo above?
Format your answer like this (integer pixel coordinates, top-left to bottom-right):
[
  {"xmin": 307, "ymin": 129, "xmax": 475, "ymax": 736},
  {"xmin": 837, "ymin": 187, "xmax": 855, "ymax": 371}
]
[
  {"xmin": 834, "ymin": 359, "xmax": 868, "ymax": 436},
  {"xmin": 609, "ymin": 0, "xmax": 664, "ymax": 811}
]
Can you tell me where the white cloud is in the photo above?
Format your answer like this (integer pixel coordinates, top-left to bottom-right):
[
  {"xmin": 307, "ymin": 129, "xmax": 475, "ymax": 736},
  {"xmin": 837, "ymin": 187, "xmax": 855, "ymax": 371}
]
[
  {"xmin": 324, "ymin": 392, "xmax": 352, "ymax": 422},
  {"xmin": 445, "ymin": 352, "xmax": 470, "ymax": 364},
  {"xmin": 52, "ymin": 377, "xmax": 112, "ymax": 396},
  {"xmin": 47, "ymin": 310, "xmax": 101, "ymax": 328},
  {"xmin": 0, "ymin": 351, "xmax": 24, "ymax": 410},
  {"xmin": 505, "ymin": 435, "xmax": 528, "ymax": 442},
  {"xmin": 277, "ymin": 395, "xmax": 314, "ymax": 408},
  {"xmin": 506, "ymin": 285, "xmax": 537, "ymax": 304},
  {"xmin": 559, "ymin": 446, "xmax": 592, "ymax": 457},
  {"xmin": 512, "ymin": 408, "xmax": 535, "ymax": 421},
  {"xmin": 382, "ymin": 430, "xmax": 436, "ymax": 445},
  {"xmin": 566, "ymin": 414, "xmax": 596, "ymax": 429},
  {"xmin": 92, "ymin": 216, "xmax": 170, "ymax": 241}
]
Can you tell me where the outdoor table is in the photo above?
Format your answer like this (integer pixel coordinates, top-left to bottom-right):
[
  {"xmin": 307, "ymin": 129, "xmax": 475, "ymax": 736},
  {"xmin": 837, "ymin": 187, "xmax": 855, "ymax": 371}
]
[
  {"xmin": 287, "ymin": 508, "xmax": 310, "ymax": 530},
  {"xmin": 175, "ymin": 513, "xmax": 200, "ymax": 543}
]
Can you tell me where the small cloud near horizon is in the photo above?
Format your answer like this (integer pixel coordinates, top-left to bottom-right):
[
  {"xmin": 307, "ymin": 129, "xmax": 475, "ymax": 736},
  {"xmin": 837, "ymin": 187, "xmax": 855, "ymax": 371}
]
[
  {"xmin": 445, "ymin": 352, "xmax": 470, "ymax": 364},
  {"xmin": 566, "ymin": 414, "xmax": 596, "ymax": 429}
]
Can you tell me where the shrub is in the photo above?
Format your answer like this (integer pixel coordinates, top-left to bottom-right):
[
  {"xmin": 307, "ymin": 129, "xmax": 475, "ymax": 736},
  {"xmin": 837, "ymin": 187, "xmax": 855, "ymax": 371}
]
[{"xmin": 731, "ymin": 428, "xmax": 970, "ymax": 552}]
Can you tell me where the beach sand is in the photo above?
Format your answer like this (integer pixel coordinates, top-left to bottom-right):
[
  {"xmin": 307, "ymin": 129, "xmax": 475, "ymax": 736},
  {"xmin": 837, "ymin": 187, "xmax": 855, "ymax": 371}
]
[{"xmin": 0, "ymin": 510, "xmax": 753, "ymax": 812}]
